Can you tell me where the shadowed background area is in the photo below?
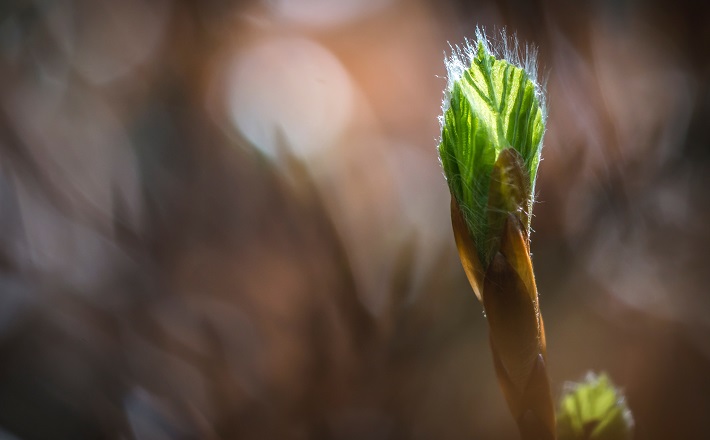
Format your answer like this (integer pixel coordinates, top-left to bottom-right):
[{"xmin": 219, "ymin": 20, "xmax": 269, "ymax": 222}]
[{"xmin": 0, "ymin": 0, "xmax": 708, "ymax": 438}]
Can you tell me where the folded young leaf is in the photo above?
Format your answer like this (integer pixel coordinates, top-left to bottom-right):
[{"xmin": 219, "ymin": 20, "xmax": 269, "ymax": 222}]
[{"xmin": 439, "ymin": 29, "xmax": 546, "ymax": 266}]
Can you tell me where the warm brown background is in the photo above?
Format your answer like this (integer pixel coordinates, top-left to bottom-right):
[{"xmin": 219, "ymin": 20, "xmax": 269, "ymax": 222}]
[{"xmin": 0, "ymin": 0, "xmax": 708, "ymax": 438}]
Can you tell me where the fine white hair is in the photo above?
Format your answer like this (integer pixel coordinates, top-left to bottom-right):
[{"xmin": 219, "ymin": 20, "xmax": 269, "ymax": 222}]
[{"xmin": 439, "ymin": 27, "xmax": 547, "ymax": 130}]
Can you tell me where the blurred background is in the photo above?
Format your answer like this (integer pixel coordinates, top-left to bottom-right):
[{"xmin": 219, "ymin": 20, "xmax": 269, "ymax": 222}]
[{"xmin": 0, "ymin": 0, "xmax": 709, "ymax": 438}]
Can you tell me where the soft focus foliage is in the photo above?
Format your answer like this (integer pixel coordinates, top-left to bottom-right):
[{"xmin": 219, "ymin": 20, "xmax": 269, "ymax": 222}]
[{"xmin": 557, "ymin": 373, "xmax": 634, "ymax": 440}]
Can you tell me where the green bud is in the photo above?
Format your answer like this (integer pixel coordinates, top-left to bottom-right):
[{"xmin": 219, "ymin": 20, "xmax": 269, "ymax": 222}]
[
  {"xmin": 557, "ymin": 373, "xmax": 634, "ymax": 440},
  {"xmin": 438, "ymin": 28, "xmax": 546, "ymax": 266}
]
